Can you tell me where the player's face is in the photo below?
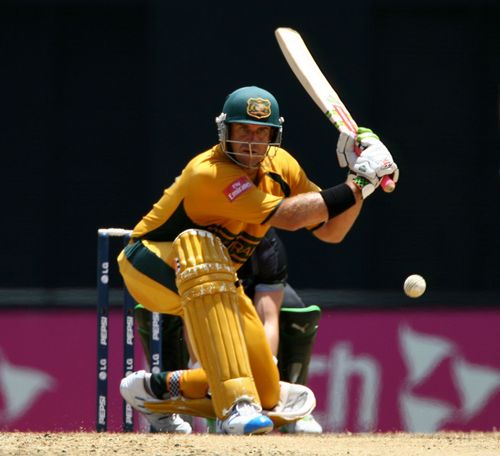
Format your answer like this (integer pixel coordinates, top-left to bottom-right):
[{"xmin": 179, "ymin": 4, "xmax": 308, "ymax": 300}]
[{"xmin": 229, "ymin": 123, "xmax": 273, "ymax": 167}]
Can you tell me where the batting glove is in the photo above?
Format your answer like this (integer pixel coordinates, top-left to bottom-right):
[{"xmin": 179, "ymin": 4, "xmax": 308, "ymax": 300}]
[
  {"xmin": 348, "ymin": 173, "xmax": 378, "ymax": 199},
  {"xmin": 336, "ymin": 129, "xmax": 357, "ymax": 169},
  {"xmin": 337, "ymin": 127, "xmax": 399, "ymax": 198}
]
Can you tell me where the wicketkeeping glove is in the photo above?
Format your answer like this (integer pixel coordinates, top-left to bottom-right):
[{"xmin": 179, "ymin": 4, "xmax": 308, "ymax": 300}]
[{"xmin": 337, "ymin": 127, "xmax": 399, "ymax": 198}]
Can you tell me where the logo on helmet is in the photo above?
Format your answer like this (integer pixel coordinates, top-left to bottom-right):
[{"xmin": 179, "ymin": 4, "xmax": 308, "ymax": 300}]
[{"xmin": 246, "ymin": 98, "xmax": 272, "ymax": 120}]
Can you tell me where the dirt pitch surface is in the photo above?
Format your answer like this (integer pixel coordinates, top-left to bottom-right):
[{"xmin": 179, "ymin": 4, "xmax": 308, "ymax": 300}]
[{"xmin": 1, "ymin": 432, "xmax": 499, "ymax": 456}]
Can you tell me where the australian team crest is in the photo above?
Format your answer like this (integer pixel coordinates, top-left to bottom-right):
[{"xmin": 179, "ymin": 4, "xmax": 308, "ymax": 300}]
[{"xmin": 246, "ymin": 97, "xmax": 272, "ymax": 119}]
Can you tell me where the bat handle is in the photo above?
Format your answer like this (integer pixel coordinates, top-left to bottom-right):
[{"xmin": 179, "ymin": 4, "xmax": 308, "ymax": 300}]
[{"xmin": 381, "ymin": 175, "xmax": 396, "ymax": 193}]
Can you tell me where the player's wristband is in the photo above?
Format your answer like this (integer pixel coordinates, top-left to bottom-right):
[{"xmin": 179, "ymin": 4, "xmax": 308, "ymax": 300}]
[{"xmin": 319, "ymin": 183, "xmax": 355, "ymax": 219}]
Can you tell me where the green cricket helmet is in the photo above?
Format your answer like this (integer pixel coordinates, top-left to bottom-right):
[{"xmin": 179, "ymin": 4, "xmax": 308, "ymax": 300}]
[{"xmin": 216, "ymin": 86, "xmax": 284, "ymax": 168}]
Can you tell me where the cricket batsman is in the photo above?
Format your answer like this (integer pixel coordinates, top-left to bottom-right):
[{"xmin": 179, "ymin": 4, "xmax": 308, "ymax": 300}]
[{"xmin": 118, "ymin": 86, "xmax": 398, "ymax": 434}]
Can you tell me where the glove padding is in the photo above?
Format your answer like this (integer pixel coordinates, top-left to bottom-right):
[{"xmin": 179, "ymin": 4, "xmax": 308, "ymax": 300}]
[
  {"xmin": 347, "ymin": 173, "xmax": 377, "ymax": 199},
  {"xmin": 336, "ymin": 128, "xmax": 399, "ymax": 198}
]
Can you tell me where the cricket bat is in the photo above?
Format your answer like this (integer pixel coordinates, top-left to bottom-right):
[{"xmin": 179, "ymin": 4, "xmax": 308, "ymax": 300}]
[{"xmin": 275, "ymin": 27, "xmax": 396, "ymax": 193}]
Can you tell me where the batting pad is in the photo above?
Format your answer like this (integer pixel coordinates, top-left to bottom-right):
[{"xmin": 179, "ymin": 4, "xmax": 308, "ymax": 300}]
[
  {"xmin": 173, "ymin": 229, "xmax": 260, "ymax": 418},
  {"xmin": 264, "ymin": 381, "xmax": 316, "ymax": 428},
  {"xmin": 144, "ymin": 380, "xmax": 315, "ymax": 428},
  {"xmin": 279, "ymin": 305, "xmax": 321, "ymax": 385},
  {"xmin": 145, "ymin": 396, "xmax": 215, "ymax": 419}
]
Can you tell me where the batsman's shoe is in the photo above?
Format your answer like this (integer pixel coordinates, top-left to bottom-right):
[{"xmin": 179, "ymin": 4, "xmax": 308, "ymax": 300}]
[
  {"xmin": 216, "ymin": 400, "xmax": 273, "ymax": 435},
  {"xmin": 119, "ymin": 370, "xmax": 192, "ymax": 434},
  {"xmin": 281, "ymin": 414, "xmax": 322, "ymax": 434},
  {"xmin": 150, "ymin": 413, "xmax": 192, "ymax": 434}
]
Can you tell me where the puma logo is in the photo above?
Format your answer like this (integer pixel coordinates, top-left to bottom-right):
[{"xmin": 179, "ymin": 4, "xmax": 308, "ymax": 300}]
[{"xmin": 291, "ymin": 323, "xmax": 309, "ymax": 334}]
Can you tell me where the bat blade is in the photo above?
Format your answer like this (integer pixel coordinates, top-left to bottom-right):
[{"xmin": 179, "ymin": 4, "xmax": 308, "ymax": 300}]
[
  {"xmin": 275, "ymin": 27, "xmax": 357, "ymax": 134},
  {"xmin": 275, "ymin": 27, "xmax": 395, "ymax": 193}
]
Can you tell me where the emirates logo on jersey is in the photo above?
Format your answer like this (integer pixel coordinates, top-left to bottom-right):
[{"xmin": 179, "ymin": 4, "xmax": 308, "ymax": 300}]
[
  {"xmin": 247, "ymin": 98, "xmax": 271, "ymax": 119},
  {"xmin": 224, "ymin": 176, "xmax": 253, "ymax": 201}
]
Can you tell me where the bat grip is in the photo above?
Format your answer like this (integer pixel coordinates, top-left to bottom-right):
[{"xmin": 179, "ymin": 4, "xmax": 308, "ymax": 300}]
[{"xmin": 381, "ymin": 175, "xmax": 396, "ymax": 193}]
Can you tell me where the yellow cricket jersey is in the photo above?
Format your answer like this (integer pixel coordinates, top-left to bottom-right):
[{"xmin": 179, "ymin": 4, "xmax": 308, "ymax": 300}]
[{"xmin": 132, "ymin": 145, "xmax": 321, "ymax": 267}]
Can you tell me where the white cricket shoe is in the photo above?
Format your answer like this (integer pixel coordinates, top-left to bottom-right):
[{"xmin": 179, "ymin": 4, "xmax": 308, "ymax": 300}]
[
  {"xmin": 216, "ymin": 400, "xmax": 273, "ymax": 435},
  {"xmin": 282, "ymin": 414, "xmax": 322, "ymax": 434},
  {"xmin": 119, "ymin": 370, "xmax": 192, "ymax": 434},
  {"xmin": 150, "ymin": 413, "xmax": 192, "ymax": 434}
]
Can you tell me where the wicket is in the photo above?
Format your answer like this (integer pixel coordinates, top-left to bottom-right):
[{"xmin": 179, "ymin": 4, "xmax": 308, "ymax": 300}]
[{"xmin": 96, "ymin": 227, "xmax": 163, "ymax": 432}]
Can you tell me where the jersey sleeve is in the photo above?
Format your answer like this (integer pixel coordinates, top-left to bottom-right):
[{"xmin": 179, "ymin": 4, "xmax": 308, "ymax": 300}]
[{"xmin": 284, "ymin": 151, "xmax": 322, "ymax": 195}]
